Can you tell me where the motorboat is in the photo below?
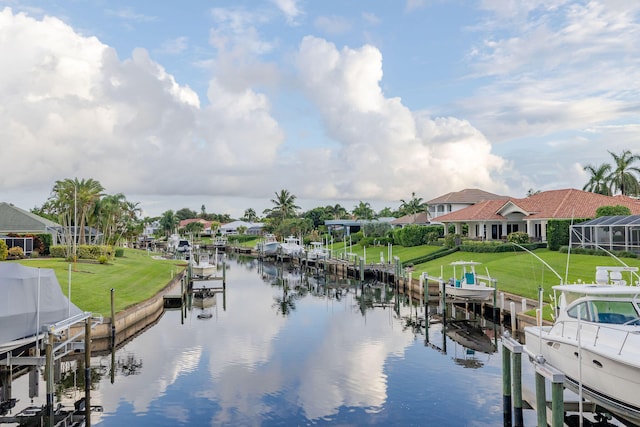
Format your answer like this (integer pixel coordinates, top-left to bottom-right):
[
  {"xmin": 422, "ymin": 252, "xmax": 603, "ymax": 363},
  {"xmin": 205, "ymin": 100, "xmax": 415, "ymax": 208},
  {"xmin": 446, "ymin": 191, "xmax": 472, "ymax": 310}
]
[
  {"xmin": 280, "ymin": 235, "xmax": 304, "ymax": 256},
  {"xmin": 306, "ymin": 241, "xmax": 329, "ymax": 260},
  {"xmin": 191, "ymin": 253, "xmax": 216, "ymax": 278},
  {"xmin": 444, "ymin": 261, "xmax": 495, "ymax": 301},
  {"xmin": 524, "ymin": 266, "xmax": 640, "ymax": 425},
  {"xmin": 256, "ymin": 234, "xmax": 280, "ymax": 255}
]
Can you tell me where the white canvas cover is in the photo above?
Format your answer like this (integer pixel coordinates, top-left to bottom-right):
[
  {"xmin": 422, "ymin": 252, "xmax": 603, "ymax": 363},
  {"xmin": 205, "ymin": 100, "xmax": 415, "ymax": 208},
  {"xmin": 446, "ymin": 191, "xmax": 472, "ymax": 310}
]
[{"xmin": 0, "ymin": 263, "xmax": 83, "ymax": 346}]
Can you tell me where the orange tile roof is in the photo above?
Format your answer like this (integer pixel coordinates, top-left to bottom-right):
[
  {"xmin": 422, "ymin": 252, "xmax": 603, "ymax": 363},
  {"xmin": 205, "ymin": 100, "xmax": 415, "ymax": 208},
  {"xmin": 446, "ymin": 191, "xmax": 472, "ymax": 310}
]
[
  {"xmin": 179, "ymin": 218, "xmax": 213, "ymax": 228},
  {"xmin": 435, "ymin": 189, "xmax": 640, "ymax": 222}
]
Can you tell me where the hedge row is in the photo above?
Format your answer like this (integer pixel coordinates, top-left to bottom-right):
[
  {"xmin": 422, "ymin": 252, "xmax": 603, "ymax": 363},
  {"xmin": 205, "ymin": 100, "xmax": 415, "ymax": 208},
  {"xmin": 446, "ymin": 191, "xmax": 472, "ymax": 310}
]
[
  {"xmin": 558, "ymin": 246, "xmax": 638, "ymax": 259},
  {"xmin": 458, "ymin": 241, "xmax": 546, "ymax": 253},
  {"xmin": 50, "ymin": 245, "xmax": 115, "ymax": 260},
  {"xmin": 403, "ymin": 246, "xmax": 460, "ymax": 267}
]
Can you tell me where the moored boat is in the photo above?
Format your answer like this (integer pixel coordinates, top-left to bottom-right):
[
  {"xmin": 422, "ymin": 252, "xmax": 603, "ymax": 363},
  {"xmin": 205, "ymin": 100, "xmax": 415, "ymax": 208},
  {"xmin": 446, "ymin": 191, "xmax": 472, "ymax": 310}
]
[
  {"xmin": 192, "ymin": 253, "xmax": 216, "ymax": 278},
  {"xmin": 306, "ymin": 241, "xmax": 329, "ymax": 260},
  {"xmin": 280, "ymin": 235, "xmax": 304, "ymax": 256},
  {"xmin": 256, "ymin": 234, "xmax": 280, "ymax": 255},
  {"xmin": 523, "ymin": 266, "xmax": 640, "ymax": 425},
  {"xmin": 444, "ymin": 261, "xmax": 495, "ymax": 301}
]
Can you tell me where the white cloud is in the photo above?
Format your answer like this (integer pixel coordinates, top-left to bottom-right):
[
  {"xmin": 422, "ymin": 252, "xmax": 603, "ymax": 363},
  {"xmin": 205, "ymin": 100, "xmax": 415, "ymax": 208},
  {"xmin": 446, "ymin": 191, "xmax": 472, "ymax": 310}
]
[
  {"xmin": 294, "ymin": 36, "xmax": 509, "ymax": 200},
  {"xmin": 0, "ymin": 7, "xmax": 284, "ymax": 207},
  {"xmin": 271, "ymin": 0, "xmax": 302, "ymax": 25}
]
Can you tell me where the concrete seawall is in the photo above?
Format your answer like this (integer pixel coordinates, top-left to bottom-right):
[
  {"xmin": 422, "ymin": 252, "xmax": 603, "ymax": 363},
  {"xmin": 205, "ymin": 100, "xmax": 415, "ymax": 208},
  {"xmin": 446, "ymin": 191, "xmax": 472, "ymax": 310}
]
[{"xmin": 75, "ymin": 270, "xmax": 186, "ymax": 353}]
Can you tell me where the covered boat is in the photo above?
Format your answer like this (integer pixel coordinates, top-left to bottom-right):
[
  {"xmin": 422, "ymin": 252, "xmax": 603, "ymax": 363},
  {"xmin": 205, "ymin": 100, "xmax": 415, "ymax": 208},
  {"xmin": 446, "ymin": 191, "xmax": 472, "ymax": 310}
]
[{"xmin": 1, "ymin": 263, "xmax": 84, "ymax": 354}]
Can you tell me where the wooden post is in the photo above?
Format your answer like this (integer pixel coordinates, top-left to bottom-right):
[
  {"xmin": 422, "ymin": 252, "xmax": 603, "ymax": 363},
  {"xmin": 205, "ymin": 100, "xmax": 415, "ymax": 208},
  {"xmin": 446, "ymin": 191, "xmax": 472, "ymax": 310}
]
[
  {"xmin": 223, "ymin": 257, "xmax": 227, "ymax": 289},
  {"xmin": 45, "ymin": 331, "xmax": 54, "ymax": 411},
  {"xmin": 110, "ymin": 288, "xmax": 116, "ymax": 348},
  {"xmin": 535, "ymin": 372, "xmax": 546, "ymax": 427},
  {"xmin": 551, "ymin": 381, "xmax": 564, "ymax": 427},
  {"xmin": 513, "ymin": 350, "xmax": 523, "ymax": 426},
  {"xmin": 85, "ymin": 318, "xmax": 92, "ymax": 426},
  {"xmin": 502, "ymin": 343, "xmax": 512, "ymax": 427}
]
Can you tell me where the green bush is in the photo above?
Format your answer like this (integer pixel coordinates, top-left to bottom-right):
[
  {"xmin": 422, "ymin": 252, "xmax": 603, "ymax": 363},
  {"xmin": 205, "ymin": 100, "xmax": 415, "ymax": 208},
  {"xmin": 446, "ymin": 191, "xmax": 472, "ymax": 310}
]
[
  {"xmin": 559, "ymin": 246, "xmax": 637, "ymax": 259},
  {"xmin": 0, "ymin": 240, "xmax": 8, "ymax": 261},
  {"xmin": 507, "ymin": 232, "xmax": 530, "ymax": 244},
  {"xmin": 50, "ymin": 245, "xmax": 115, "ymax": 260},
  {"xmin": 444, "ymin": 233, "xmax": 462, "ymax": 249},
  {"xmin": 393, "ymin": 225, "xmax": 444, "ymax": 247},
  {"xmin": 115, "ymin": 248, "xmax": 125, "ymax": 257},
  {"xmin": 459, "ymin": 241, "xmax": 545, "ymax": 253},
  {"xmin": 98, "ymin": 255, "xmax": 108, "ymax": 264}
]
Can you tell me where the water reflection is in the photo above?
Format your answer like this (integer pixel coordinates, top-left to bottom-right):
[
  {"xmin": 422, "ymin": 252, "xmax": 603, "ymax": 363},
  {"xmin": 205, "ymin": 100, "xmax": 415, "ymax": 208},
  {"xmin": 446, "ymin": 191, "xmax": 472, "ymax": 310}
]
[{"xmin": 6, "ymin": 257, "xmax": 517, "ymax": 426}]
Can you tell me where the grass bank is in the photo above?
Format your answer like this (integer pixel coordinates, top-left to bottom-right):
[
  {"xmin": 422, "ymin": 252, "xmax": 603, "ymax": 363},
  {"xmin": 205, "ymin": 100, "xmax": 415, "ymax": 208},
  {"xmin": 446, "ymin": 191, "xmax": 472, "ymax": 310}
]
[{"xmin": 16, "ymin": 249, "xmax": 184, "ymax": 316}]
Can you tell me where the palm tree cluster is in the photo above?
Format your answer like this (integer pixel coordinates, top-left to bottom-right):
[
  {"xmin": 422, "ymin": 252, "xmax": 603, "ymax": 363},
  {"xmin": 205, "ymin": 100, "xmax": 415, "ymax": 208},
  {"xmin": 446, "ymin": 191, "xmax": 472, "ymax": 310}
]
[
  {"xmin": 39, "ymin": 178, "xmax": 141, "ymax": 247},
  {"xmin": 583, "ymin": 150, "xmax": 640, "ymax": 196}
]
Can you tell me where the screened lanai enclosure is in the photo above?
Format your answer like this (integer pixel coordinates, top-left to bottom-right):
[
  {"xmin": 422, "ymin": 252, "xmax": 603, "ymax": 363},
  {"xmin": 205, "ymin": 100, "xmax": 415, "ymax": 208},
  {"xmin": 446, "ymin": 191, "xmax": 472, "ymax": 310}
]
[{"xmin": 570, "ymin": 215, "xmax": 640, "ymax": 254}]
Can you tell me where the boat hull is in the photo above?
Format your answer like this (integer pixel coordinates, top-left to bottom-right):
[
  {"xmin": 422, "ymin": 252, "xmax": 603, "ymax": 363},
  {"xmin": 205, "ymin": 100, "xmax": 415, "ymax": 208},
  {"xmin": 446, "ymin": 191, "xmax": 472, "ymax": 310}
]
[
  {"xmin": 192, "ymin": 265, "xmax": 216, "ymax": 278},
  {"xmin": 524, "ymin": 325, "xmax": 640, "ymax": 425},
  {"xmin": 444, "ymin": 286, "xmax": 494, "ymax": 301}
]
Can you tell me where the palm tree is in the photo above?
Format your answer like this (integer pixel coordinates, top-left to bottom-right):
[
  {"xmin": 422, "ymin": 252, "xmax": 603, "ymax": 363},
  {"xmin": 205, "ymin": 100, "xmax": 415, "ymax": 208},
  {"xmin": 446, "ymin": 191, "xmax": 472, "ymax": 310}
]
[
  {"xmin": 268, "ymin": 189, "xmax": 300, "ymax": 222},
  {"xmin": 583, "ymin": 163, "xmax": 612, "ymax": 195},
  {"xmin": 242, "ymin": 208, "xmax": 258, "ymax": 222},
  {"xmin": 607, "ymin": 150, "xmax": 640, "ymax": 196},
  {"xmin": 352, "ymin": 201, "xmax": 374, "ymax": 220},
  {"xmin": 327, "ymin": 204, "xmax": 348, "ymax": 220},
  {"xmin": 44, "ymin": 178, "xmax": 104, "ymax": 250},
  {"xmin": 159, "ymin": 210, "xmax": 178, "ymax": 237},
  {"xmin": 399, "ymin": 192, "xmax": 428, "ymax": 222}
]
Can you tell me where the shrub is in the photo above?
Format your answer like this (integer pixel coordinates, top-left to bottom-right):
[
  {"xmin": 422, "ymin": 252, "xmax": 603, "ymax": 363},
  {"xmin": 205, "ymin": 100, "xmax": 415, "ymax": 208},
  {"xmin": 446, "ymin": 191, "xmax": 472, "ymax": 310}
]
[
  {"xmin": 8, "ymin": 246, "xmax": 25, "ymax": 258},
  {"xmin": 98, "ymin": 255, "xmax": 108, "ymax": 264},
  {"xmin": 507, "ymin": 232, "xmax": 530, "ymax": 244},
  {"xmin": 444, "ymin": 234, "xmax": 462, "ymax": 249},
  {"xmin": 115, "ymin": 248, "xmax": 125, "ymax": 257},
  {"xmin": 0, "ymin": 240, "xmax": 7, "ymax": 261}
]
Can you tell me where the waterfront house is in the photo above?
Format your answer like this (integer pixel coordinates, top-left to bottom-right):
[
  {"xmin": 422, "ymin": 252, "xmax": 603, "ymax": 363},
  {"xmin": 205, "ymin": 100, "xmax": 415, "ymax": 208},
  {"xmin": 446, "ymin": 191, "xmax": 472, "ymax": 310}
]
[
  {"xmin": 0, "ymin": 202, "xmax": 62, "ymax": 254},
  {"xmin": 427, "ymin": 188, "xmax": 509, "ymax": 220},
  {"xmin": 434, "ymin": 188, "xmax": 640, "ymax": 243}
]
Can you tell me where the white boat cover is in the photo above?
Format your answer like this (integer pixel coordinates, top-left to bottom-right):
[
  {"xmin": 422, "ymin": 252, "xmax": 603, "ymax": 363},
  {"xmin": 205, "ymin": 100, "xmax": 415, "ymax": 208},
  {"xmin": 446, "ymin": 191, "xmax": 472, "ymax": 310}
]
[{"xmin": 0, "ymin": 263, "xmax": 82, "ymax": 345}]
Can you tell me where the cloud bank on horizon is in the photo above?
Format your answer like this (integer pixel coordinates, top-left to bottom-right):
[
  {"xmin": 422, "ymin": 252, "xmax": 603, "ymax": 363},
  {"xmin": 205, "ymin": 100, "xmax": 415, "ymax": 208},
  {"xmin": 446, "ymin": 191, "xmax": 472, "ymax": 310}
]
[{"xmin": 0, "ymin": 1, "xmax": 638, "ymax": 217}]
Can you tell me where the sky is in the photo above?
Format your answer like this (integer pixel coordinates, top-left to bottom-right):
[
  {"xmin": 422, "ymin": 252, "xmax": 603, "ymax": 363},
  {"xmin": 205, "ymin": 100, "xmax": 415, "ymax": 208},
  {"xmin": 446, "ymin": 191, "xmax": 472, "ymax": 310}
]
[{"xmin": 1, "ymin": 1, "xmax": 639, "ymax": 219}]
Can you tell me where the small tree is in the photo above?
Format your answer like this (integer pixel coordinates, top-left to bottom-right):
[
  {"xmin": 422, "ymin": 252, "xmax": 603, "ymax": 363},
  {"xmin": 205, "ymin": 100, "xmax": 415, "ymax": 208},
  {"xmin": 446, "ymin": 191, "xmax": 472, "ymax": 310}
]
[{"xmin": 596, "ymin": 205, "xmax": 632, "ymax": 217}]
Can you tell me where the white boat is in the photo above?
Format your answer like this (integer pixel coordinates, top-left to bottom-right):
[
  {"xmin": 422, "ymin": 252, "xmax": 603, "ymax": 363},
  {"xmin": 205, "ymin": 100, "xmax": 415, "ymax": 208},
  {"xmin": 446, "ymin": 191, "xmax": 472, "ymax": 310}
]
[
  {"xmin": 306, "ymin": 241, "xmax": 329, "ymax": 260},
  {"xmin": 444, "ymin": 261, "xmax": 495, "ymax": 301},
  {"xmin": 192, "ymin": 253, "xmax": 216, "ymax": 278},
  {"xmin": 524, "ymin": 266, "xmax": 640, "ymax": 425},
  {"xmin": 280, "ymin": 235, "xmax": 304, "ymax": 256},
  {"xmin": 256, "ymin": 234, "xmax": 280, "ymax": 255}
]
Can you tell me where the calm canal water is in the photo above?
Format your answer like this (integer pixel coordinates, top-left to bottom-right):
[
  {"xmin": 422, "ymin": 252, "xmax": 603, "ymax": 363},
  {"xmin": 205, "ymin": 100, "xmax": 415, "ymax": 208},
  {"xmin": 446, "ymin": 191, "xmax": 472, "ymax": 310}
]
[{"xmin": 11, "ymin": 256, "xmax": 543, "ymax": 426}]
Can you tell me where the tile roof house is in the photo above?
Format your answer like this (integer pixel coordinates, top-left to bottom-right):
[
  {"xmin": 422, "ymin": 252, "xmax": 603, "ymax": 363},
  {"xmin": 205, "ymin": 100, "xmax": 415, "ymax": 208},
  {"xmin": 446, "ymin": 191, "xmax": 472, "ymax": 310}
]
[
  {"xmin": 434, "ymin": 189, "xmax": 640, "ymax": 242},
  {"xmin": 178, "ymin": 218, "xmax": 217, "ymax": 235},
  {"xmin": 427, "ymin": 188, "xmax": 509, "ymax": 220}
]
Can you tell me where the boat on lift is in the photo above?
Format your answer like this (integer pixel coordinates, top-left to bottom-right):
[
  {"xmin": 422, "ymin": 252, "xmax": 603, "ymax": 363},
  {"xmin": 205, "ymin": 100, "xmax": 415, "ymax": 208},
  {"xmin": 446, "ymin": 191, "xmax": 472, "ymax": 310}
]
[{"xmin": 444, "ymin": 261, "xmax": 495, "ymax": 301}]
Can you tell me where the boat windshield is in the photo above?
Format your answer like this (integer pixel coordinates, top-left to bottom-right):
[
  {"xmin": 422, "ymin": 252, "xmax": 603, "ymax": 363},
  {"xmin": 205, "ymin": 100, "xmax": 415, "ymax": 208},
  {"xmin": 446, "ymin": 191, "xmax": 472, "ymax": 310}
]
[{"xmin": 568, "ymin": 300, "xmax": 639, "ymax": 324}]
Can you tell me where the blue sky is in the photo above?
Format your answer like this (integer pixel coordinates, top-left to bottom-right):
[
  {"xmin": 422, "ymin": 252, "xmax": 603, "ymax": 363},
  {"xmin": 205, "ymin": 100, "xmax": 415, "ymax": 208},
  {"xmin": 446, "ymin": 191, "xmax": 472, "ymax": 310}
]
[{"xmin": 1, "ymin": 1, "xmax": 639, "ymax": 218}]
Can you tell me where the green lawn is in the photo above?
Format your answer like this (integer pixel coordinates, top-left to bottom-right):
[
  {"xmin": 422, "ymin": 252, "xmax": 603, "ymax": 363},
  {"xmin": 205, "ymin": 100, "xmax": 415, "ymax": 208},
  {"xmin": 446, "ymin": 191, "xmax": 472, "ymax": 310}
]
[{"xmin": 15, "ymin": 249, "xmax": 184, "ymax": 316}]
